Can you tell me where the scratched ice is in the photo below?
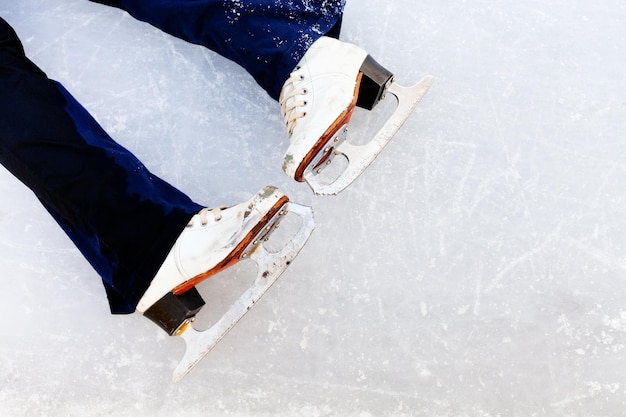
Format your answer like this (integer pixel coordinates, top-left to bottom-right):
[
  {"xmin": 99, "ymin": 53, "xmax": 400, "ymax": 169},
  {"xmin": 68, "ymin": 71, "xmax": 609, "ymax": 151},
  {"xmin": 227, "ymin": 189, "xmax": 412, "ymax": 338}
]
[{"xmin": 1, "ymin": 1, "xmax": 626, "ymax": 416}]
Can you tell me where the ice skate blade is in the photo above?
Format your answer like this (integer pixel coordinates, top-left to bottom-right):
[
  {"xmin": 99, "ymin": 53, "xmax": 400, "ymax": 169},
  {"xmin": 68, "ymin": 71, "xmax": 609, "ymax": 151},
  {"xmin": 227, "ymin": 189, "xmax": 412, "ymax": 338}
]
[
  {"xmin": 304, "ymin": 75, "xmax": 433, "ymax": 195},
  {"xmin": 171, "ymin": 202, "xmax": 314, "ymax": 382}
]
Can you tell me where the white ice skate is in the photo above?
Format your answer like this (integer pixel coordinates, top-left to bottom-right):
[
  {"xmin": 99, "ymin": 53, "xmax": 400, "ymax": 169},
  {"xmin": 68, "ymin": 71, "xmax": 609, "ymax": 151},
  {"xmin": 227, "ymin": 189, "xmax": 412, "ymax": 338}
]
[
  {"xmin": 279, "ymin": 36, "xmax": 433, "ymax": 195},
  {"xmin": 136, "ymin": 186, "xmax": 314, "ymax": 382}
]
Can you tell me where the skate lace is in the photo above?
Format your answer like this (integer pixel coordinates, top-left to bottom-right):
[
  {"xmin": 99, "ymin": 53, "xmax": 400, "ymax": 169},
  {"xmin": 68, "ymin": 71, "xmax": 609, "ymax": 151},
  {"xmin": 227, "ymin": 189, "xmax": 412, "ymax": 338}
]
[
  {"xmin": 189, "ymin": 207, "xmax": 224, "ymax": 227},
  {"xmin": 279, "ymin": 66, "xmax": 308, "ymax": 135}
]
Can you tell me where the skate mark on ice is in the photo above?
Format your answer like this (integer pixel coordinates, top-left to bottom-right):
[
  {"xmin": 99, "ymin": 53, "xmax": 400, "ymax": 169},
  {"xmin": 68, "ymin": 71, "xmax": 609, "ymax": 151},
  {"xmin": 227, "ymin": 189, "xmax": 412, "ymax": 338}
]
[
  {"xmin": 566, "ymin": 238, "xmax": 626, "ymax": 273},
  {"xmin": 485, "ymin": 220, "xmax": 566, "ymax": 293}
]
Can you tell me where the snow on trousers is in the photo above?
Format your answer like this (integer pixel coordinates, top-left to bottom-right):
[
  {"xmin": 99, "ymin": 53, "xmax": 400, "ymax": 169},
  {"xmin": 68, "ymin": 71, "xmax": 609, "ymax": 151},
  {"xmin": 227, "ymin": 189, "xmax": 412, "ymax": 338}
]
[
  {"xmin": 0, "ymin": 2, "xmax": 345, "ymax": 313},
  {"xmin": 92, "ymin": 0, "xmax": 345, "ymax": 99}
]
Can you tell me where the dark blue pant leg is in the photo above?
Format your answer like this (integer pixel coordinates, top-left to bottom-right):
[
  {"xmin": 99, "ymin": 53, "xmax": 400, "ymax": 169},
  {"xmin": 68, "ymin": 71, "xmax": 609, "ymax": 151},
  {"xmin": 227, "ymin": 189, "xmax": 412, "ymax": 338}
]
[
  {"xmin": 90, "ymin": 0, "xmax": 345, "ymax": 99},
  {"xmin": 0, "ymin": 17, "xmax": 203, "ymax": 313}
]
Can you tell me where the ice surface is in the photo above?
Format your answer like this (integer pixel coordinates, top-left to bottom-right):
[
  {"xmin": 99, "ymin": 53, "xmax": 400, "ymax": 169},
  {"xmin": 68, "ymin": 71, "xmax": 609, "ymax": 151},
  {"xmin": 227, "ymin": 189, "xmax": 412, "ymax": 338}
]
[{"xmin": 1, "ymin": 0, "xmax": 626, "ymax": 416}]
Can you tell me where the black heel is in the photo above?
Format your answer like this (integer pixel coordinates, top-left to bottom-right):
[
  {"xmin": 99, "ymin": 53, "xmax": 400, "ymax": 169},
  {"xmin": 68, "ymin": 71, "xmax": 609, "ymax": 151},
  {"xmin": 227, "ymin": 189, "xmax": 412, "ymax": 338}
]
[
  {"xmin": 144, "ymin": 288, "xmax": 205, "ymax": 335},
  {"xmin": 356, "ymin": 55, "xmax": 394, "ymax": 110}
]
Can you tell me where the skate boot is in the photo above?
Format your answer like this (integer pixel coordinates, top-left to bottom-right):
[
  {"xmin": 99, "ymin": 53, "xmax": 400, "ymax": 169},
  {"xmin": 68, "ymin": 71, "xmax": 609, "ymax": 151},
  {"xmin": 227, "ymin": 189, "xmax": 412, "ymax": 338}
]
[
  {"xmin": 279, "ymin": 36, "xmax": 433, "ymax": 195},
  {"xmin": 136, "ymin": 186, "xmax": 314, "ymax": 381}
]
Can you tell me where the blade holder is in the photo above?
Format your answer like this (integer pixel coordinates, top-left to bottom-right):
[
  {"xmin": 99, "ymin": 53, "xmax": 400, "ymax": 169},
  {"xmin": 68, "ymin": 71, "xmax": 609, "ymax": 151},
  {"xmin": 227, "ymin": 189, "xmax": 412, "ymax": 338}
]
[{"xmin": 306, "ymin": 124, "xmax": 349, "ymax": 177}]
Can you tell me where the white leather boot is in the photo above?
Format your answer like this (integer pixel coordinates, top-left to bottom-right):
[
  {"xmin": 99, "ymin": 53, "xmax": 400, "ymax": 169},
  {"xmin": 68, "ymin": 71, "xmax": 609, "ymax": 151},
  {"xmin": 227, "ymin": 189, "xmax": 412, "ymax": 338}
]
[
  {"xmin": 136, "ymin": 186, "xmax": 289, "ymax": 313},
  {"xmin": 279, "ymin": 36, "xmax": 368, "ymax": 183},
  {"xmin": 279, "ymin": 36, "xmax": 433, "ymax": 195}
]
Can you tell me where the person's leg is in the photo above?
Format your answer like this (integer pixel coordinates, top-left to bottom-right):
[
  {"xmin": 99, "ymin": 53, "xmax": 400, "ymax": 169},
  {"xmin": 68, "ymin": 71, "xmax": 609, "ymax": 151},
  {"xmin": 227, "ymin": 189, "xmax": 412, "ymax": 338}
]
[
  {"xmin": 89, "ymin": 0, "xmax": 430, "ymax": 197},
  {"xmin": 89, "ymin": 0, "xmax": 345, "ymax": 99},
  {"xmin": 89, "ymin": 1, "xmax": 428, "ymax": 196},
  {"xmin": 0, "ymin": 17, "xmax": 203, "ymax": 313}
]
